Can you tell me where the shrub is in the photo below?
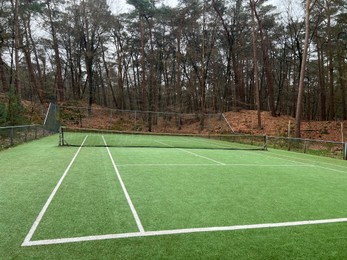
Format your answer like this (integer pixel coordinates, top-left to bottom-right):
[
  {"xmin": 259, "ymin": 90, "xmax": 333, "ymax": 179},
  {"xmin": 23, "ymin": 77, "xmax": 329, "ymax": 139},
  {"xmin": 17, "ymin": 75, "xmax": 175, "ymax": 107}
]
[
  {"xmin": 0, "ymin": 102, "xmax": 7, "ymax": 126},
  {"xmin": 6, "ymin": 88, "xmax": 28, "ymax": 125}
]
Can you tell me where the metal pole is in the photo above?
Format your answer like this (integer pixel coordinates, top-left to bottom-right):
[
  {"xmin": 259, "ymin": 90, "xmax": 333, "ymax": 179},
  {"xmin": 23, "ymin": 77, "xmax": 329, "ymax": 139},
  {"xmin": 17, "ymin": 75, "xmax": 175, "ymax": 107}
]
[
  {"xmin": 10, "ymin": 127, "xmax": 14, "ymax": 146},
  {"xmin": 341, "ymin": 122, "xmax": 344, "ymax": 143}
]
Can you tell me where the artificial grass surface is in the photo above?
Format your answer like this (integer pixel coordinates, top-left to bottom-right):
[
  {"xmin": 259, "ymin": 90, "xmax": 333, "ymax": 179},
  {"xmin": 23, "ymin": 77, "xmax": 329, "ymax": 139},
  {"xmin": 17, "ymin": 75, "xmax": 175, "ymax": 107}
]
[
  {"xmin": 63, "ymin": 130, "xmax": 265, "ymax": 150},
  {"xmin": 1, "ymin": 134, "xmax": 347, "ymax": 259}
]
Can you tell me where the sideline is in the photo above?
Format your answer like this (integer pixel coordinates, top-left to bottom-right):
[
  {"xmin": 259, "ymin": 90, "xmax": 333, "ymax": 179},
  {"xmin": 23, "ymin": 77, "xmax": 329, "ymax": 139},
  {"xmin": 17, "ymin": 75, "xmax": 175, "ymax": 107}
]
[{"xmin": 22, "ymin": 136, "xmax": 88, "ymax": 246}]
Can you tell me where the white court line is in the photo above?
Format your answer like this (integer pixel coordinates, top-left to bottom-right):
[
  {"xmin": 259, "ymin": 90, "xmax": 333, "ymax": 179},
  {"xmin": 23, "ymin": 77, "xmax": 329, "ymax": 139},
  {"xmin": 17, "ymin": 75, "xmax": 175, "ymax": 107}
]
[
  {"xmin": 102, "ymin": 136, "xmax": 145, "ymax": 233},
  {"xmin": 155, "ymin": 140, "xmax": 225, "ymax": 165},
  {"xmin": 256, "ymin": 151, "xmax": 308, "ymax": 166},
  {"xmin": 256, "ymin": 151, "xmax": 347, "ymax": 174},
  {"xmin": 117, "ymin": 163, "xmax": 314, "ymax": 167},
  {"xmin": 22, "ymin": 136, "xmax": 88, "ymax": 247},
  {"xmin": 274, "ymin": 152, "xmax": 347, "ymax": 172},
  {"xmin": 268, "ymin": 150, "xmax": 347, "ymax": 170},
  {"xmin": 23, "ymin": 217, "xmax": 347, "ymax": 246}
]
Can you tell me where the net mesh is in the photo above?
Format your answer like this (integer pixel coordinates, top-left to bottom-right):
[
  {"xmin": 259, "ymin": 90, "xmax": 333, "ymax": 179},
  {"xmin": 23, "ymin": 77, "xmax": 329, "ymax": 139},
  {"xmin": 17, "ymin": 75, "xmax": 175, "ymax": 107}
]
[{"xmin": 60, "ymin": 127, "xmax": 267, "ymax": 150}]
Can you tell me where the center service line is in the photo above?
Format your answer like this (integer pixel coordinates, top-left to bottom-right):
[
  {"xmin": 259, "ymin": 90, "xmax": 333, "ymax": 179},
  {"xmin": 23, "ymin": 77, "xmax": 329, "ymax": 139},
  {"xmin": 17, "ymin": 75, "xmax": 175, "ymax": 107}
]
[
  {"xmin": 155, "ymin": 140, "xmax": 225, "ymax": 165},
  {"xmin": 102, "ymin": 136, "xmax": 145, "ymax": 233}
]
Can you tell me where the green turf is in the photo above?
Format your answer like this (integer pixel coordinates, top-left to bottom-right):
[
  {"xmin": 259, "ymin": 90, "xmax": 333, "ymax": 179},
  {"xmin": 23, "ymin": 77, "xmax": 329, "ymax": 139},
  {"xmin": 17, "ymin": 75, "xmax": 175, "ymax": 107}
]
[
  {"xmin": 63, "ymin": 130, "xmax": 266, "ymax": 150},
  {"xmin": 2, "ymin": 134, "xmax": 347, "ymax": 259}
]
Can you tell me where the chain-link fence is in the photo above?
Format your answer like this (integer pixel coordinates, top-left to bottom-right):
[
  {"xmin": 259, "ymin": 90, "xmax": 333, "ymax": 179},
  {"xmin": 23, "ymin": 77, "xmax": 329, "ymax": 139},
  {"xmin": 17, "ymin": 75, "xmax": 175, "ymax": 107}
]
[
  {"xmin": 0, "ymin": 125, "xmax": 51, "ymax": 150},
  {"xmin": 44, "ymin": 103, "xmax": 60, "ymax": 132},
  {"xmin": 0, "ymin": 103, "xmax": 60, "ymax": 150},
  {"xmin": 267, "ymin": 136, "xmax": 345, "ymax": 159},
  {"xmin": 59, "ymin": 106, "xmax": 233, "ymax": 134},
  {"xmin": 58, "ymin": 106, "xmax": 347, "ymax": 159}
]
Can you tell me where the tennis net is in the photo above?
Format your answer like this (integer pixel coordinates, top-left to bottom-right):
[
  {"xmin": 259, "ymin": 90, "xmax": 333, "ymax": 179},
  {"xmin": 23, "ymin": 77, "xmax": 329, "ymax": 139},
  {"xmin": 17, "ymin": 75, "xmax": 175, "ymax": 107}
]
[{"xmin": 59, "ymin": 127, "xmax": 267, "ymax": 150}]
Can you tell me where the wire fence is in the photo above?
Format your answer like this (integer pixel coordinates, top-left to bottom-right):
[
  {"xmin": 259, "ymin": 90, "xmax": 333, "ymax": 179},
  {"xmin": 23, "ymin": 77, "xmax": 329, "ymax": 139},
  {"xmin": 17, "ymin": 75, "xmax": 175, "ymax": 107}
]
[
  {"xmin": 0, "ymin": 103, "xmax": 60, "ymax": 150},
  {"xmin": 59, "ymin": 106, "xmax": 232, "ymax": 134},
  {"xmin": 0, "ymin": 125, "xmax": 51, "ymax": 150},
  {"xmin": 2, "ymin": 104, "xmax": 346, "ymax": 160},
  {"xmin": 267, "ymin": 136, "xmax": 345, "ymax": 159}
]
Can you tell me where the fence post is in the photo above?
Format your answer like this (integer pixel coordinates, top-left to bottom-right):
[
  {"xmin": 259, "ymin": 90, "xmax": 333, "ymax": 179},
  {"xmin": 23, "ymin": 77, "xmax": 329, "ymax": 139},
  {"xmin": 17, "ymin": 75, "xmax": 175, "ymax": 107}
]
[
  {"xmin": 304, "ymin": 140, "xmax": 307, "ymax": 153},
  {"xmin": 264, "ymin": 135, "xmax": 268, "ymax": 150},
  {"xmin": 24, "ymin": 126, "xmax": 28, "ymax": 142},
  {"xmin": 344, "ymin": 142, "xmax": 347, "ymax": 160},
  {"xmin": 10, "ymin": 127, "xmax": 14, "ymax": 146},
  {"xmin": 341, "ymin": 122, "xmax": 344, "ymax": 143}
]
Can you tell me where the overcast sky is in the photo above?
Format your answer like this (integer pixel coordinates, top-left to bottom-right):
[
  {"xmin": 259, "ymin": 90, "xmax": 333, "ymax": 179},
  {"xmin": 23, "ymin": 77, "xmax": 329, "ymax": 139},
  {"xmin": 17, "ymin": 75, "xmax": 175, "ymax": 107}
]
[
  {"xmin": 109, "ymin": 0, "xmax": 179, "ymax": 14},
  {"xmin": 108, "ymin": 0, "xmax": 303, "ymax": 20}
]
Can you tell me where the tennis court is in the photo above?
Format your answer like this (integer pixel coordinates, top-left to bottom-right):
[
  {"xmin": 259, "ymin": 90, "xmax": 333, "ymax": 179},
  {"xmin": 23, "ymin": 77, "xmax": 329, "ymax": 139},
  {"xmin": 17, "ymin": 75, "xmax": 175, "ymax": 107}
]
[{"xmin": 2, "ymin": 132, "xmax": 347, "ymax": 258}]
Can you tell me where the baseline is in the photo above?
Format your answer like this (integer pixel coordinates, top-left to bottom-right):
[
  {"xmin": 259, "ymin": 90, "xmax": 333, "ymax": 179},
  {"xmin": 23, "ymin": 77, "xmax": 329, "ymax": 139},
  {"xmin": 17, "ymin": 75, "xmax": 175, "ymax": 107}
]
[
  {"xmin": 23, "ymin": 217, "xmax": 347, "ymax": 246},
  {"xmin": 22, "ymin": 136, "xmax": 88, "ymax": 246},
  {"xmin": 116, "ymin": 163, "xmax": 314, "ymax": 167}
]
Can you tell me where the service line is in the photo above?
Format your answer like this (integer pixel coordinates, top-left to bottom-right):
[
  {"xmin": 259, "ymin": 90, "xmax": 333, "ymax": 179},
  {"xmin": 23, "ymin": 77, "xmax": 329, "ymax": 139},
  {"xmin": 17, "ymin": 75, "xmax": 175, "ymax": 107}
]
[{"xmin": 154, "ymin": 140, "xmax": 225, "ymax": 165}]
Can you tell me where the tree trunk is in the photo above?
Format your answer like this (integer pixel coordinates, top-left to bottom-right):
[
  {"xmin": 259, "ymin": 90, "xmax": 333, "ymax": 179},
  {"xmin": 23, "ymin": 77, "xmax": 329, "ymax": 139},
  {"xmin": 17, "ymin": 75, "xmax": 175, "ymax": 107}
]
[
  {"xmin": 250, "ymin": 0, "xmax": 261, "ymax": 129},
  {"xmin": 101, "ymin": 44, "xmax": 118, "ymax": 108},
  {"xmin": 338, "ymin": 46, "xmax": 346, "ymax": 120},
  {"xmin": 140, "ymin": 16, "xmax": 147, "ymax": 111},
  {"xmin": 0, "ymin": 56, "xmax": 9, "ymax": 92},
  {"xmin": 254, "ymin": 7, "xmax": 276, "ymax": 117},
  {"xmin": 326, "ymin": 2, "xmax": 335, "ymax": 120},
  {"xmin": 316, "ymin": 40, "xmax": 326, "ymax": 120},
  {"xmin": 295, "ymin": 0, "xmax": 311, "ymax": 138},
  {"xmin": 176, "ymin": 27, "xmax": 182, "ymax": 113},
  {"xmin": 47, "ymin": 1, "xmax": 65, "ymax": 102},
  {"xmin": 14, "ymin": 0, "xmax": 21, "ymax": 98}
]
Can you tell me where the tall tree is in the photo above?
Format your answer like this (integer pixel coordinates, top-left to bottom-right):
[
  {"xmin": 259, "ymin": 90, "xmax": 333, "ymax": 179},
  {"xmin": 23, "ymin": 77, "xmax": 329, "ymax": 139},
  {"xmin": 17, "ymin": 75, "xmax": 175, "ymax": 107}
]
[
  {"xmin": 250, "ymin": 0, "xmax": 261, "ymax": 128},
  {"xmin": 253, "ymin": 2, "xmax": 277, "ymax": 116},
  {"xmin": 79, "ymin": 0, "xmax": 112, "ymax": 113},
  {"xmin": 45, "ymin": 0, "xmax": 65, "ymax": 102},
  {"xmin": 295, "ymin": 0, "xmax": 316, "ymax": 137}
]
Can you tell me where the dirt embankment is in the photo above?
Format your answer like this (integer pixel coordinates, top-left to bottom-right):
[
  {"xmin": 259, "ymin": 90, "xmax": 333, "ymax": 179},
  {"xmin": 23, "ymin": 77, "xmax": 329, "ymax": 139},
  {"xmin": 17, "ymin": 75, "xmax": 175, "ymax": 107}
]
[
  {"xmin": 60, "ymin": 104, "xmax": 346, "ymax": 142},
  {"xmin": 223, "ymin": 110, "xmax": 346, "ymax": 142}
]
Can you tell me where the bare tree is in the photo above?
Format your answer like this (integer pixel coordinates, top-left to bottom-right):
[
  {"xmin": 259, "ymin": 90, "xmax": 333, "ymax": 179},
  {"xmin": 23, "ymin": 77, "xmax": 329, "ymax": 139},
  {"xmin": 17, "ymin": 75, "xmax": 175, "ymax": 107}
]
[
  {"xmin": 250, "ymin": 0, "xmax": 261, "ymax": 128},
  {"xmin": 295, "ymin": 0, "xmax": 317, "ymax": 137}
]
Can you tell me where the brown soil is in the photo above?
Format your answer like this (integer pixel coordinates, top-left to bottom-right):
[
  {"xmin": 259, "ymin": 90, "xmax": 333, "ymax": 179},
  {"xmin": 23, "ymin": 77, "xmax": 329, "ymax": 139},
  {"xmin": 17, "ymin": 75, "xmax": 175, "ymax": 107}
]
[
  {"xmin": 223, "ymin": 110, "xmax": 346, "ymax": 142},
  {"xmin": 61, "ymin": 104, "xmax": 347, "ymax": 142}
]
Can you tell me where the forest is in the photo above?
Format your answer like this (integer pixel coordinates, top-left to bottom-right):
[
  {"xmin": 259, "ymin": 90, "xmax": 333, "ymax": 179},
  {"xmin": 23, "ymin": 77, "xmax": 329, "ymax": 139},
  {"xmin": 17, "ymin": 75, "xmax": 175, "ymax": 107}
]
[{"xmin": 0, "ymin": 0, "xmax": 346, "ymax": 135}]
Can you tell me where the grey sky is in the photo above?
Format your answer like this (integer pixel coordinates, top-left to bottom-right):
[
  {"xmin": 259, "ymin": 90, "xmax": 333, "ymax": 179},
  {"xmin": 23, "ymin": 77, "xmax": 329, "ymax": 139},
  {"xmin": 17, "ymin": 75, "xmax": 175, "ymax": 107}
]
[
  {"xmin": 109, "ymin": 0, "xmax": 179, "ymax": 14},
  {"xmin": 108, "ymin": 0, "xmax": 303, "ymax": 20}
]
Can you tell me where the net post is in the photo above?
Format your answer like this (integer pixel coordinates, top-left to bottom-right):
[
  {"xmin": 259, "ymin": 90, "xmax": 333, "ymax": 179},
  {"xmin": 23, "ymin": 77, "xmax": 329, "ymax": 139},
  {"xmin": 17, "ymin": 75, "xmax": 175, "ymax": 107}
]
[
  {"xmin": 59, "ymin": 127, "xmax": 64, "ymax": 146},
  {"xmin": 343, "ymin": 142, "xmax": 347, "ymax": 160}
]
